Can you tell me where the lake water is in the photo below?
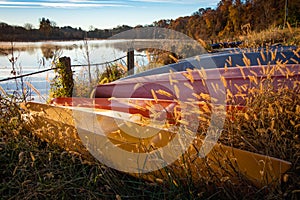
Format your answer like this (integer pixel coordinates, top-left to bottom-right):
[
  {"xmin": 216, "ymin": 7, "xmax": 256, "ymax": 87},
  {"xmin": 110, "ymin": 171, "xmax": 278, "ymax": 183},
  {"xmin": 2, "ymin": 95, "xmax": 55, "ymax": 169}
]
[{"xmin": 0, "ymin": 40, "xmax": 150, "ymax": 102}]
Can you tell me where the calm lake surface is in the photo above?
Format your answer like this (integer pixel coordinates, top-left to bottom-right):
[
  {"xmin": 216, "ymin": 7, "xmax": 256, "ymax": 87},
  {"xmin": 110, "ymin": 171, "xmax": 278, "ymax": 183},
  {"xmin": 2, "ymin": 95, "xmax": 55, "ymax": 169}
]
[{"xmin": 0, "ymin": 40, "xmax": 149, "ymax": 102}]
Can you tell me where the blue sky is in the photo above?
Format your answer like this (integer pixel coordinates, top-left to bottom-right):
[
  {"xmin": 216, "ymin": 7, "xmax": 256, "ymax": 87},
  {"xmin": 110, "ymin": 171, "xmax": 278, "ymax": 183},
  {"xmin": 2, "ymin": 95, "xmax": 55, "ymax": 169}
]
[{"xmin": 0, "ymin": 0, "xmax": 220, "ymax": 30}]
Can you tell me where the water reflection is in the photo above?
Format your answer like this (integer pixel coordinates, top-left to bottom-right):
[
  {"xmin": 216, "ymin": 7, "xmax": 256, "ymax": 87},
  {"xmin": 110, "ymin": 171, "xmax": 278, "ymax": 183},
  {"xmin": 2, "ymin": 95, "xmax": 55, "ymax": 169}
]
[
  {"xmin": 40, "ymin": 44, "xmax": 59, "ymax": 59},
  {"xmin": 0, "ymin": 40, "xmax": 149, "ymax": 102}
]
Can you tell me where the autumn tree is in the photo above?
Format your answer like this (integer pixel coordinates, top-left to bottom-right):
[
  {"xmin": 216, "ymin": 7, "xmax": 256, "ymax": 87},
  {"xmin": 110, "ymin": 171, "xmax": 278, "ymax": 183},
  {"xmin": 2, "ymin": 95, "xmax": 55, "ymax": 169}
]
[{"xmin": 39, "ymin": 18, "xmax": 53, "ymax": 37}]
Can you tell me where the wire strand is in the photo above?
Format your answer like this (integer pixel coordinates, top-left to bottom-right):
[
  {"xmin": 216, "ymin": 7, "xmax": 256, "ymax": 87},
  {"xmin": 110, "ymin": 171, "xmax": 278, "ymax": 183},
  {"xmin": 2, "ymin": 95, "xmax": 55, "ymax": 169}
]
[{"xmin": 0, "ymin": 54, "xmax": 130, "ymax": 82}]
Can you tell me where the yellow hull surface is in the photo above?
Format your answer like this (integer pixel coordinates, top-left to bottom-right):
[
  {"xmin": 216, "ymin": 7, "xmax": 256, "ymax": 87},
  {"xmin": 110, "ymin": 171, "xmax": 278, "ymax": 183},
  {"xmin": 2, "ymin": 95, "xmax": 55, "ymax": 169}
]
[{"xmin": 22, "ymin": 102, "xmax": 291, "ymax": 188}]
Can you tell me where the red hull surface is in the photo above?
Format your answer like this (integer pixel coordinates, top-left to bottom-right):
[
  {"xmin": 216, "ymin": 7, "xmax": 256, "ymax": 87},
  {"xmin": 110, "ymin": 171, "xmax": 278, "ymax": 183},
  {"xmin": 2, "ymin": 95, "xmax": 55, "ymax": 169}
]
[
  {"xmin": 94, "ymin": 64, "xmax": 300, "ymax": 105},
  {"xmin": 51, "ymin": 97, "xmax": 246, "ymax": 123}
]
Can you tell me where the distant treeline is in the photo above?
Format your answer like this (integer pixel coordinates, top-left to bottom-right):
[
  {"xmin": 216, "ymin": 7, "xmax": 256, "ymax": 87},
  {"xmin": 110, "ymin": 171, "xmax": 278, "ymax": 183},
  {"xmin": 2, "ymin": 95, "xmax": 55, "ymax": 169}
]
[
  {"xmin": 0, "ymin": 0, "xmax": 299, "ymax": 42},
  {"xmin": 0, "ymin": 18, "xmax": 133, "ymax": 41},
  {"xmin": 156, "ymin": 0, "xmax": 300, "ymax": 42}
]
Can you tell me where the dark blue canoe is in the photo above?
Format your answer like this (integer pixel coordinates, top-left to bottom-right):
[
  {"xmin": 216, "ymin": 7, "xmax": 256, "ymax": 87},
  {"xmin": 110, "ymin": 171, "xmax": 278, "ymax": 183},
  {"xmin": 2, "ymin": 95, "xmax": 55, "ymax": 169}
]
[{"xmin": 121, "ymin": 45, "xmax": 299, "ymax": 80}]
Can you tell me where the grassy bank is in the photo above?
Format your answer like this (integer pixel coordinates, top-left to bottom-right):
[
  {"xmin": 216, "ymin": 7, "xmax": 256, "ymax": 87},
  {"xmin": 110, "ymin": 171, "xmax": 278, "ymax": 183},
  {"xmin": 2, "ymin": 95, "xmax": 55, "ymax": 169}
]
[
  {"xmin": 1, "ymin": 65, "xmax": 300, "ymax": 200},
  {"xmin": 1, "ymin": 27, "xmax": 300, "ymax": 199},
  {"xmin": 239, "ymin": 27, "xmax": 300, "ymax": 47}
]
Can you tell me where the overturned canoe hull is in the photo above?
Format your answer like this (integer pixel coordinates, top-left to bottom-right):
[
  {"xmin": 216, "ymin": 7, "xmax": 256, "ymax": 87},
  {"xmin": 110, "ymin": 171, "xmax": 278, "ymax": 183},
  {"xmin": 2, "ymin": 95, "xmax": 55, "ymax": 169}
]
[
  {"xmin": 23, "ymin": 101, "xmax": 291, "ymax": 188},
  {"xmin": 94, "ymin": 64, "xmax": 300, "ymax": 105},
  {"xmin": 50, "ymin": 97, "xmax": 246, "ymax": 123}
]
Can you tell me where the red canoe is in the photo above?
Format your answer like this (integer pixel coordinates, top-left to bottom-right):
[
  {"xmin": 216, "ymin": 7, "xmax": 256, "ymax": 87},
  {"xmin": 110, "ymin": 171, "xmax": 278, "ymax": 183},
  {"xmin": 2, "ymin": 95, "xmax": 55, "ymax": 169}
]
[{"xmin": 94, "ymin": 64, "xmax": 300, "ymax": 106}]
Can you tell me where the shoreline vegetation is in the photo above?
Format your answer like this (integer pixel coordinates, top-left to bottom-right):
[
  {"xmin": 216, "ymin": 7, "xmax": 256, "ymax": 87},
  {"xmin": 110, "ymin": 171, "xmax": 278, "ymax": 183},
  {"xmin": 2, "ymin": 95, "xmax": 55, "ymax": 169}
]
[
  {"xmin": 0, "ymin": 27, "xmax": 299, "ymax": 61},
  {"xmin": 1, "ymin": 0, "xmax": 300, "ymax": 199}
]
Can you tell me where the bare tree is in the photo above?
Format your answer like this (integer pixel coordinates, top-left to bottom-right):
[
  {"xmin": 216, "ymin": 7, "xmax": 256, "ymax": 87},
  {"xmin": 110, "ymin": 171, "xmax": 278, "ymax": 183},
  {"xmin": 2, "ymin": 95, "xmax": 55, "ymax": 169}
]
[{"xmin": 24, "ymin": 23, "xmax": 34, "ymax": 30}]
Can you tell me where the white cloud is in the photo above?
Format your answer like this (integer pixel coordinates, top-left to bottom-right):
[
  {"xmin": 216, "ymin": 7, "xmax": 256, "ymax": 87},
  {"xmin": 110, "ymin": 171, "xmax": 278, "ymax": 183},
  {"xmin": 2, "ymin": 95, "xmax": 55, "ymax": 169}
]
[
  {"xmin": 0, "ymin": 0, "xmax": 219, "ymax": 9},
  {"xmin": 0, "ymin": 0, "xmax": 129, "ymax": 9},
  {"xmin": 129, "ymin": 0, "xmax": 218, "ymax": 5}
]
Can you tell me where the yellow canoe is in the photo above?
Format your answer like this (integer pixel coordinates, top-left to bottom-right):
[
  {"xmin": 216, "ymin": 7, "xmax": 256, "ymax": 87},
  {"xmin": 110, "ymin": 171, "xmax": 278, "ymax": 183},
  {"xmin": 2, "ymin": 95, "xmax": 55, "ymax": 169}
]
[{"xmin": 22, "ymin": 101, "xmax": 291, "ymax": 188}]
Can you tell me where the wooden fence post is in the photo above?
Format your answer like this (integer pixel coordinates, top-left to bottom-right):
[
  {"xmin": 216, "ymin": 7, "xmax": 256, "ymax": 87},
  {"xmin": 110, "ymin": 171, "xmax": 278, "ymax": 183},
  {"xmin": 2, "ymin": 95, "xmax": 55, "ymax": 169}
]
[
  {"xmin": 59, "ymin": 56, "xmax": 74, "ymax": 97},
  {"xmin": 127, "ymin": 48, "xmax": 134, "ymax": 75}
]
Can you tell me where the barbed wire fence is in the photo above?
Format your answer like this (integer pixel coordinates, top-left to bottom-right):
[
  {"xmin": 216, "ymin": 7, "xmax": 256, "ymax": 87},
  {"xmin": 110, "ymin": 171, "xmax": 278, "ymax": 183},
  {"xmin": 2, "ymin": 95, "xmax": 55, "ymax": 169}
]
[
  {"xmin": 0, "ymin": 52, "xmax": 148, "ymax": 101},
  {"xmin": 0, "ymin": 54, "xmax": 147, "ymax": 83}
]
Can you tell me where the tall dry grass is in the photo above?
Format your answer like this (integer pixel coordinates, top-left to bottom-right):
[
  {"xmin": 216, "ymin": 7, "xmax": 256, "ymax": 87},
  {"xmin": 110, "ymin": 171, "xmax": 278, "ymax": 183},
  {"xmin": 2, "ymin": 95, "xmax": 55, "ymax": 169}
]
[
  {"xmin": 239, "ymin": 27, "xmax": 300, "ymax": 48},
  {"xmin": 219, "ymin": 65, "xmax": 300, "ymax": 199},
  {"xmin": 1, "ymin": 43, "xmax": 300, "ymax": 199}
]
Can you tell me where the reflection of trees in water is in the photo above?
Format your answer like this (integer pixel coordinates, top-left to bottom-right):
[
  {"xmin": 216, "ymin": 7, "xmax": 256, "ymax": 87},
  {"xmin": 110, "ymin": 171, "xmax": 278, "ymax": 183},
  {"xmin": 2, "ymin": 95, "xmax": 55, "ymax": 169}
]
[
  {"xmin": 0, "ymin": 42, "xmax": 78, "ymax": 59},
  {"xmin": 64, "ymin": 44, "xmax": 77, "ymax": 51},
  {"xmin": 0, "ymin": 44, "xmax": 37, "ymax": 58},
  {"xmin": 74, "ymin": 41, "xmax": 102, "ymax": 52},
  {"xmin": 1, "ymin": 40, "xmax": 201, "ymax": 69},
  {"xmin": 0, "ymin": 46, "xmax": 25, "ymax": 56},
  {"xmin": 25, "ymin": 46, "xmax": 37, "ymax": 56},
  {"xmin": 40, "ymin": 44, "xmax": 60, "ymax": 59},
  {"xmin": 39, "ymin": 44, "xmax": 63, "ymax": 68},
  {"xmin": 0, "ymin": 48, "xmax": 8, "ymax": 56}
]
